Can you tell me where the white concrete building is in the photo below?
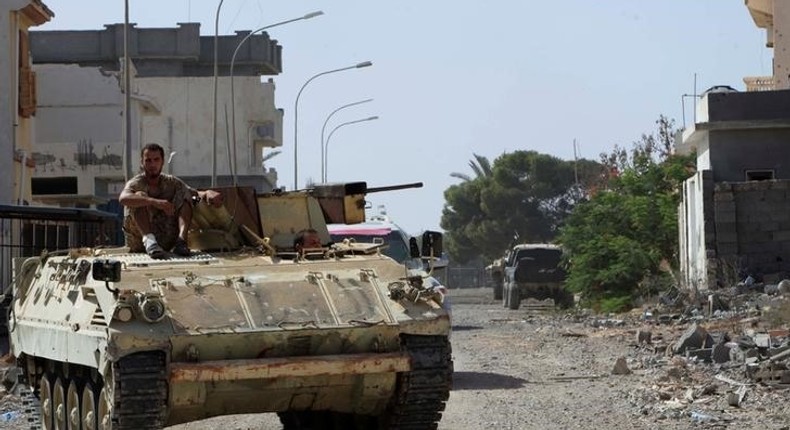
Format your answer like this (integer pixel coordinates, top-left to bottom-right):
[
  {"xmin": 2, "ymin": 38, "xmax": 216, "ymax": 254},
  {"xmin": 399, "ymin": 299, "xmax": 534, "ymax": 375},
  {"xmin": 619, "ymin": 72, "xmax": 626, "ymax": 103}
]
[
  {"xmin": 29, "ymin": 23, "xmax": 282, "ymax": 208},
  {"xmin": 0, "ymin": 0, "xmax": 53, "ymax": 205},
  {"xmin": 676, "ymin": 1, "xmax": 790, "ymax": 290}
]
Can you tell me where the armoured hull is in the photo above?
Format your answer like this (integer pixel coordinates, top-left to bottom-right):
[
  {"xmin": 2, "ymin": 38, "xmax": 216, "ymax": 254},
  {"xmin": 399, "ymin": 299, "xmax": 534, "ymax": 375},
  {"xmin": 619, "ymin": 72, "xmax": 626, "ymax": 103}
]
[{"xmin": 9, "ymin": 248, "xmax": 452, "ymax": 429}]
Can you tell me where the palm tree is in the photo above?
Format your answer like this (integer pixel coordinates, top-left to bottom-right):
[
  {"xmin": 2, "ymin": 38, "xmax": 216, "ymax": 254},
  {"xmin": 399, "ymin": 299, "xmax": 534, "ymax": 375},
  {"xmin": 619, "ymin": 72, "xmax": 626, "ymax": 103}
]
[
  {"xmin": 450, "ymin": 153, "xmax": 492, "ymax": 181},
  {"xmin": 261, "ymin": 150, "xmax": 281, "ymax": 168}
]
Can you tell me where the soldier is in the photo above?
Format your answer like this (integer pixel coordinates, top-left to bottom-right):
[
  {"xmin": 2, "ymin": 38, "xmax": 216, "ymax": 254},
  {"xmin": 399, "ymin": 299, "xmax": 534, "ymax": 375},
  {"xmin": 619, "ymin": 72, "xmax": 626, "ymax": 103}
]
[
  {"xmin": 119, "ymin": 143, "xmax": 223, "ymax": 259},
  {"xmin": 293, "ymin": 228, "xmax": 322, "ymax": 253}
]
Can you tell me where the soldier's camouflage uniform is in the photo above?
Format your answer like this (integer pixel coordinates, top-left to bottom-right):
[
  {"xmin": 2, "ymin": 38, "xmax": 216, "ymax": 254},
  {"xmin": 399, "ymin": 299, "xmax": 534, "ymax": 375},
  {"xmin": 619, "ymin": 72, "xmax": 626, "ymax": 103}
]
[{"xmin": 122, "ymin": 173, "xmax": 196, "ymax": 252}]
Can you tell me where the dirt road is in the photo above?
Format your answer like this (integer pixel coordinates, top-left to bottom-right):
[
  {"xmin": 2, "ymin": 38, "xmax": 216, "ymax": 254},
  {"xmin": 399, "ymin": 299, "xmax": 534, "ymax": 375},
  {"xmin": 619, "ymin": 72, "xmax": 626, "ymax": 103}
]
[{"xmin": 3, "ymin": 288, "xmax": 788, "ymax": 429}]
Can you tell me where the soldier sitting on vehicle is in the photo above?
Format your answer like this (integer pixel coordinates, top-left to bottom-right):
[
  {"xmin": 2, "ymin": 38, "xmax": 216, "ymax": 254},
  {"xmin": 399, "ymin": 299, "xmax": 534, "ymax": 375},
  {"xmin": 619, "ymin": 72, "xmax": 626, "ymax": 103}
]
[{"xmin": 119, "ymin": 143, "xmax": 223, "ymax": 259}]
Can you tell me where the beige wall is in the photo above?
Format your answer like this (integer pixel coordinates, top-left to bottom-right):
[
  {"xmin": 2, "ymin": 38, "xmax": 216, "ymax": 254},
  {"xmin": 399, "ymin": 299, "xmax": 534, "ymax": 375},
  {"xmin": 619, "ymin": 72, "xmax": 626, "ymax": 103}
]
[{"xmin": 746, "ymin": 0, "xmax": 790, "ymax": 89}]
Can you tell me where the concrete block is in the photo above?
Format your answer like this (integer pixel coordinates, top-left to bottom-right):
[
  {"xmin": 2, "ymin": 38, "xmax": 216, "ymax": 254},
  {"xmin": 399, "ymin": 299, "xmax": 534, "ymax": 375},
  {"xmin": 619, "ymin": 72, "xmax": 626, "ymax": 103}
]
[
  {"xmin": 714, "ymin": 200, "xmax": 736, "ymax": 212},
  {"xmin": 712, "ymin": 343, "xmax": 731, "ymax": 364},
  {"xmin": 714, "ymin": 221, "xmax": 737, "ymax": 234},
  {"xmin": 636, "ymin": 330, "xmax": 652, "ymax": 345},
  {"xmin": 687, "ymin": 347, "xmax": 713, "ymax": 362},
  {"xmin": 714, "ymin": 211, "xmax": 737, "ymax": 223},
  {"xmin": 771, "ymin": 180, "xmax": 790, "ymax": 189},
  {"xmin": 674, "ymin": 323, "xmax": 713, "ymax": 355},
  {"xmin": 611, "ymin": 357, "xmax": 632, "ymax": 375},
  {"xmin": 778, "ymin": 280, "xmax": 790, "ymax": 295},
  {"xmin": 741, "ymin": 230, "xmax": 772, "ymax": 243},
  {"xmin": 716, "ymin": 244, "xmax": 739, "ymax": 256},
  {"xmin": 714, "ymin": 182, "xmax": 733, "ymax": 192},
  {"xmin": 713, "ymin": 191, "xmax": 734, "ymax": 201},
  {"xmin": 760, "ymin": 222, "xmax": 780, "ymax": 232},
  {"xmin": 771, "ymin": 210, "xmax": 790, "ymax": 222},
  {"xmin": 754, "ymin": 333, "xmax": 771, "ymax": 348},
  {"xmin": 774, "ymin": 231, "xmax": 790, "ymax": 242},
  {"xmin": 742, "ymin": 241, "xmax": 780, "ymax": 253},
  {"xmin": 765, "ymin": 189, "xmax": 787, "ymax": 201},
  {"xmin": 716, "ymin": 231, "xmax": 739, "ymax": 243},
  {"xmin": 746, "ymin": 212, "xmax": 772, "ymax": 222}
]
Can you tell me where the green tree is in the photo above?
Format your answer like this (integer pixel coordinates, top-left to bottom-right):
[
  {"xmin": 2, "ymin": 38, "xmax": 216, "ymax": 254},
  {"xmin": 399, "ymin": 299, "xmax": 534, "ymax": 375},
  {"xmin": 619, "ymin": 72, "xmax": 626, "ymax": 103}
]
[
  {"xmin": 442, "ymin": 150, "xmax": 605, "ymax": 263},
  {"xmin": 558, "ymin": 116, "xmax": 695, "ymax": 311}
]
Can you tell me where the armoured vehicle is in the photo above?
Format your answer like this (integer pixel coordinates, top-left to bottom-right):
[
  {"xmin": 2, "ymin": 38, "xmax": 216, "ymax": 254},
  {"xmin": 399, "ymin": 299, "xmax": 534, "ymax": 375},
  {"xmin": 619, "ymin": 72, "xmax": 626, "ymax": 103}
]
[
  {"xmin": 486, "ymin": 258, "xmax": 506, "ymax": 301},
  {"xmin": 500, "ymin": 243, "xmax": 572, "ymax": 310},
  {"xmin": 7, "ymin": 181, "xmax": 452, "ymax": 429}
]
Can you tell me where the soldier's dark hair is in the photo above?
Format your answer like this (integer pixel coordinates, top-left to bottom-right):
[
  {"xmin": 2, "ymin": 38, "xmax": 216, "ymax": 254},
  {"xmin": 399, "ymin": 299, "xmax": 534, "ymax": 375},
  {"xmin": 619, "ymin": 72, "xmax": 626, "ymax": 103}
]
[
  {"xmin": 141, "ymin": 143, "xmax": 165, "ymax": 159},
  {"xmin": 293, "ymin": 228, "xmax": 319, "ymax": 249}
]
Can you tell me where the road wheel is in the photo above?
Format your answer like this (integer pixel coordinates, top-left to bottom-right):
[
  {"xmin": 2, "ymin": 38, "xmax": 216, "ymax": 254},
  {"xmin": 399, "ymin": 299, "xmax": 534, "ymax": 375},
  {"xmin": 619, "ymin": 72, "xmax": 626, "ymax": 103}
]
[
  {"xmin": 81, "ymin": 381, "xmax": 98, "ymax": 430},
  {"xmin": 67, "ymin": 378, "xmax": 82, "ymax": 430},
  {"xmin": 40, "ymin": 373, "xmax": 54, "ymax": 430},
  {"xmin": 508, "ymin": 284, "xmax": 520, "ymax": 310},
  {"xmin": 97, "ymin": 385, "xmax": 111, "ymax": 430},
  {"xmin": 53, "ymin": 376, "xmax": 67, "ymax": 430}
]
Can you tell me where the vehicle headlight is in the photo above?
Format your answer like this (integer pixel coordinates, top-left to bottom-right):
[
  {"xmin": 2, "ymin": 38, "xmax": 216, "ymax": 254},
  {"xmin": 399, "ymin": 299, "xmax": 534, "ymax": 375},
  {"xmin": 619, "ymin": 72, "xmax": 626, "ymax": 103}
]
[{"xmin": 139, "ymin": 294, "xmax": 167, "ymax": 323}]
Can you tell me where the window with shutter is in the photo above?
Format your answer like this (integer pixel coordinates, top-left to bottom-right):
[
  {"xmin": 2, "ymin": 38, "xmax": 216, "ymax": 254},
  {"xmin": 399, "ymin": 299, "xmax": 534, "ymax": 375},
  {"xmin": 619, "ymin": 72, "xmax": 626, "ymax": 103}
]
[{"xmin": 18, "ymin": 31, "xmax": 36, "ymax": 118}]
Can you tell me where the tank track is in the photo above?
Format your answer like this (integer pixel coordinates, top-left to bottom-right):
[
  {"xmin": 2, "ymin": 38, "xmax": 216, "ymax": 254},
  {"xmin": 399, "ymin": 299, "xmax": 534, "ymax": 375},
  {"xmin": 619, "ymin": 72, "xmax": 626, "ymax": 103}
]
[
  {"xmin": 384, "ymin": 334, "xmax": 453, "ymax": 430},
  {"xmin": 277, "ymin": 334, "xmax": 453, "ymax": 430},
  {"xmin": 110, "ymin": 351, "xmax": 169, "ymax": 429},
  {"xmin": 19, "ymin": 384, "xmax": 42, "ymax": 430}
]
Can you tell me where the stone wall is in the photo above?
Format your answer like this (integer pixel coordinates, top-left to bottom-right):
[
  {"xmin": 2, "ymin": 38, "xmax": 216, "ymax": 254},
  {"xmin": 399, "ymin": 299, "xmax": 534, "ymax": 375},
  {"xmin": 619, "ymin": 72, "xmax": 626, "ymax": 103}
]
[{"xmin": 713, "ymin": 180, "xmax": 790, "ymax": 283}]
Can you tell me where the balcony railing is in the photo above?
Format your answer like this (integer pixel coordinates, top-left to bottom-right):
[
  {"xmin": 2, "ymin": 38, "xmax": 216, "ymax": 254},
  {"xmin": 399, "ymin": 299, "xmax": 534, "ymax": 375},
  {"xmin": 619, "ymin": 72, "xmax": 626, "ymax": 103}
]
[
  {"xmin": 744, "ymin": 76, "xmax": 775, "ymax": 92},
  {"xmin": 0, "ymin": 205, "xmax": 121, "ymax": 296}
]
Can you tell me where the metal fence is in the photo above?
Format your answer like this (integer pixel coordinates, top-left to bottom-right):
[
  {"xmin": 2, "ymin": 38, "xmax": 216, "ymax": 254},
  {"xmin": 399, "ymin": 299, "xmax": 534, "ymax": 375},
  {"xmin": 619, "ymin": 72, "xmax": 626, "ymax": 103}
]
[
  {"xmin": 446, "ymin": 266, "xmax": 488, "ymax": 289},
  {"xmin": 0, "ymin": 204, "xmax": 121, "ymax": 295}
]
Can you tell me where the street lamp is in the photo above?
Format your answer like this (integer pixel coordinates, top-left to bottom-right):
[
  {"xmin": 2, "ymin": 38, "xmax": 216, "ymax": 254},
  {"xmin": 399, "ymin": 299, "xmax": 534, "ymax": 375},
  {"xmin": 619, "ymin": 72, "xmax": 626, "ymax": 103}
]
[
  {"xmin": 211, "ymin": 0, "xmax": 226, "ymax": 187},
  {"xmin": 320, "ymin": 98, "xmax": 373, "ymax": 182},
  {"xmin": 323, "ymin": 116, "xmax": 379, "ymax": 182},
  {"xmin": 229, "ymin": 11, "xmax": 324, "ymax": 185},
  {"xmin": 293, "ymin": 61, "xmax": 373, "ymax": 190}
]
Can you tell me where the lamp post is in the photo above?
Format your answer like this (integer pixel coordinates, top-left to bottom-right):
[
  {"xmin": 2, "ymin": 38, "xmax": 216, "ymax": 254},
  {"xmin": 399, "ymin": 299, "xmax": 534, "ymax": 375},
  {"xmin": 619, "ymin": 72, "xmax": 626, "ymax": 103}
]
[
  {"xmin": 320, "ymin": 98, "xmax": 373, "ymax": 182},
  {"xmin": 293, "ymin": 61, "xmax": 372, "ymax": 190},
  {"xmin": 211, "ymin": 0, "xmax": 225, "ymax": 187},
  {"xmin": 229, "ymin": 11, "xmax": 324, "ymax": 185},
  {"xmin": 323, "ymin": 116, "xmax": 379, "ymax": 182}
]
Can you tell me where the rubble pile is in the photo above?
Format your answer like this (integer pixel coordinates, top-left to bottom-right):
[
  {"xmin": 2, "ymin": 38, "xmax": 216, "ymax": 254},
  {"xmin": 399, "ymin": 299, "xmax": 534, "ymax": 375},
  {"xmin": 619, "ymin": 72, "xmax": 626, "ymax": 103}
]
[{"xmin": 607, "ymin": 282, "xmax": 790, "ymax": 425}]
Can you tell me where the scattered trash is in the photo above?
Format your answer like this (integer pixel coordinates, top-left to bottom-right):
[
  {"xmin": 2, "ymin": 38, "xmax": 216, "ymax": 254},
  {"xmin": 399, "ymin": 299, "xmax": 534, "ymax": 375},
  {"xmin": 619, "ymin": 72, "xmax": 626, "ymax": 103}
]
[
  {"xmin": 690, "ymin": 410, "xmax": 717, "ymax": 423},
  {"xmin": 0, "ymin": 410, "xmax": 20, "ymax": 422}
]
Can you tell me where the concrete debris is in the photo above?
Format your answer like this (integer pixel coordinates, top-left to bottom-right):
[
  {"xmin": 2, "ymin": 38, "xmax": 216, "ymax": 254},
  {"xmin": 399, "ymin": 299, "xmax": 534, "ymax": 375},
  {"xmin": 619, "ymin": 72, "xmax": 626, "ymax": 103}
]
[
  {"xmin": 636, "ymin": 330, "xmax": 652, "ymax": 345},
  {"xmin": 727, "ymin": 385, "xmax": 748, "ymax": 407},
  {"xmin": 600, "ymin": 281, "xmax": 790, "ymax": 425},
  {"xmin": 672, "ymin": 323, "xmax": 713, "ymax": 355},
  {"xmin": 612, "ymin": 356, "xmax": 632, "ymax": 375}
]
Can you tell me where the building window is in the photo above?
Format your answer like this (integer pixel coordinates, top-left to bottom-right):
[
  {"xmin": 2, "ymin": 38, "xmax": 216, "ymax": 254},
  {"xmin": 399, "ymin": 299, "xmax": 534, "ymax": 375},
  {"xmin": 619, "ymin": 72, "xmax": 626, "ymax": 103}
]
[{"xmin": 745, "ymin": 170, "xmax": 774, "ymax": 181}]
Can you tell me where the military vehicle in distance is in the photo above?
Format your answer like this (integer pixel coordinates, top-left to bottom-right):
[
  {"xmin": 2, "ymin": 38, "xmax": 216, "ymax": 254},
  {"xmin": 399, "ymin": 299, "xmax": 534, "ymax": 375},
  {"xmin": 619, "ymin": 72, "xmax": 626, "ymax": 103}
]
[
  {"xmin": 8, "ymin": 181, "xmax": 452, "ymax": 429},
  {"xmin": 500, "ymin": 243, "xmax": 572, "ymax": 310}
]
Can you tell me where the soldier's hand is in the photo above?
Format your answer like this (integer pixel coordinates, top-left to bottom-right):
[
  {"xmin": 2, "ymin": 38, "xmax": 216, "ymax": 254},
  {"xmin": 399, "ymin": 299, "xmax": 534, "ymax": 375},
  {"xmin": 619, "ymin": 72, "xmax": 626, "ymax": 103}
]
[{"xmin": 154, "ymin": 199, "xmax": 175, "ymax": 215}]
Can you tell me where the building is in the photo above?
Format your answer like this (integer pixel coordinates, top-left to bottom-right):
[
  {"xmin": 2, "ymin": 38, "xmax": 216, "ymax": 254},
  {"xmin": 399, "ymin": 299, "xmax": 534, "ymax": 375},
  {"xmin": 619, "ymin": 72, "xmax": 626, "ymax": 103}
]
[
  {"xmin": 677, "ymin": 0, "xmax": 790, "ymax": 290},
  {"xmin": 28, "ymin": 22, "xmax": 283, "ymax": 209},
  {"xmin": 0, "ymin": 0, "xmax": 53, "ymax": 206}
]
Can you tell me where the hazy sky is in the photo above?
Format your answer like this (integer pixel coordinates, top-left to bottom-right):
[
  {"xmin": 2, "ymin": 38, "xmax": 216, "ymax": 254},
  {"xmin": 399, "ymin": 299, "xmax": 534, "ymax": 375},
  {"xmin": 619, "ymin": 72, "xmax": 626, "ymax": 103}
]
[{"xmin": 37, "ymin": 1, "xmax": 767, "ymax": 234}]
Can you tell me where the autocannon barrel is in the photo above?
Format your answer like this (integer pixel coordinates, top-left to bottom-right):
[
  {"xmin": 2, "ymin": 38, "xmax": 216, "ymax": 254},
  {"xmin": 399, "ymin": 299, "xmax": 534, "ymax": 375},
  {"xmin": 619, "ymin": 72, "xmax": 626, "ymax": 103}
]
[{"xmin": 365, "ymin": 182, "xmax": 423, "ymax": 194}]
